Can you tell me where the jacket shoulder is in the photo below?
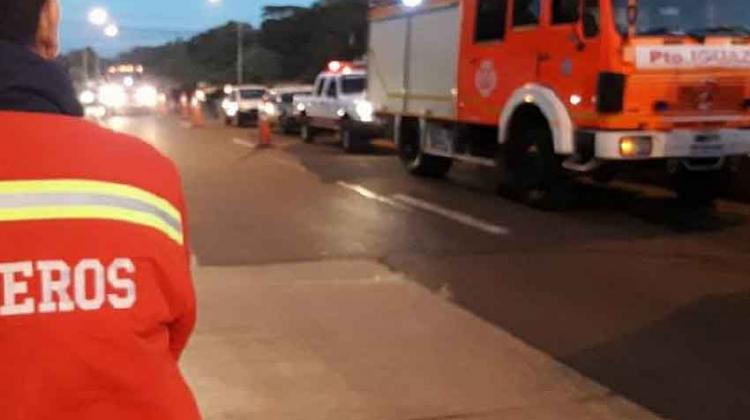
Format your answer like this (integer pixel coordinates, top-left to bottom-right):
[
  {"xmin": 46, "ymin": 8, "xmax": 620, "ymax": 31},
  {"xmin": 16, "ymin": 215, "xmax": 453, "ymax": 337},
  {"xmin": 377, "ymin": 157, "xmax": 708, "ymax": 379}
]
[{"xmin": 0, "ymin": 112, "xmax": 183, "ymax": 205}]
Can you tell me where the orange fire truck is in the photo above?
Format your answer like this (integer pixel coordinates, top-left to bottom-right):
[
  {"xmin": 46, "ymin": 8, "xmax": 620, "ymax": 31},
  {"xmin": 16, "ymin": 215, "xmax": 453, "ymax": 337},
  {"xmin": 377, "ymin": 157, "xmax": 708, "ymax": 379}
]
[{"xmin": 367, "ymin": 0, "xmax": 750, "ymax": 208}]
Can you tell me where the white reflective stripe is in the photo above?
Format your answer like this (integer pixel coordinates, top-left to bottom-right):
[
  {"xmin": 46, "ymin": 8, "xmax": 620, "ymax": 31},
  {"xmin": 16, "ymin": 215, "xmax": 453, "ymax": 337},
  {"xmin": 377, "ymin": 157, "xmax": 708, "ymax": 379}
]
[
  {"xmin": 0, "ymin": 181, "xmax": 184, "ymax": 245},
  {"xmin": 0, "ymin": 180, "xmax": 181, "ymax": 222},
  {"xmin": 0, "ymin": 193, "xmax": 181, "ymax": 232}
]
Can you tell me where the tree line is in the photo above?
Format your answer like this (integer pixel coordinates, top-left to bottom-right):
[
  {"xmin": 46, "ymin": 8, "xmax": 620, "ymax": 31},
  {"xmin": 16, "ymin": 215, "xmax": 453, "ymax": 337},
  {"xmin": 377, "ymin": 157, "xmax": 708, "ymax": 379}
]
[{"xmin": 63, "ymin": 0, "xmax": 368, "ymax": 87}]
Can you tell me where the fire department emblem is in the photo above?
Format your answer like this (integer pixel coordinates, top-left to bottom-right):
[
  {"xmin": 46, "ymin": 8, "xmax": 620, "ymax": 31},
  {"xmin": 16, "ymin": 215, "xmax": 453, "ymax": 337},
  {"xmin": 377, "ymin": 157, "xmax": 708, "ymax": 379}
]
[
  {"xmin": 695, "ymin": 79, "xmax": 719, "ymax": 111},
  {"xmin": 475, "ymin": 59, "xmax": 498, "ymax": 98}
]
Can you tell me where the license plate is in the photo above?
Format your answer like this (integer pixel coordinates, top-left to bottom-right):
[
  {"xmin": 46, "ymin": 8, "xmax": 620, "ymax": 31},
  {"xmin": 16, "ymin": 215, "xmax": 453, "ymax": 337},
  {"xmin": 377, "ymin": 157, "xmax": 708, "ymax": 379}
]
[
  {"xmin": 690, "ymin": 133, "xmax": 724, "ymax": 156},
  {"xmin": 426, "ymin": 126, "xmax": 453, "ymax": 154}
]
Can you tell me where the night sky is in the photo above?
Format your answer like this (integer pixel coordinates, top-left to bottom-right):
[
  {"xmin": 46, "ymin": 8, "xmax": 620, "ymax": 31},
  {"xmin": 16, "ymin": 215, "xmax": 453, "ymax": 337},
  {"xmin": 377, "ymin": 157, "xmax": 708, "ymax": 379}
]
[{"xmin": 61, "ymin": 0, "xmax": 314, "ymax": 57}]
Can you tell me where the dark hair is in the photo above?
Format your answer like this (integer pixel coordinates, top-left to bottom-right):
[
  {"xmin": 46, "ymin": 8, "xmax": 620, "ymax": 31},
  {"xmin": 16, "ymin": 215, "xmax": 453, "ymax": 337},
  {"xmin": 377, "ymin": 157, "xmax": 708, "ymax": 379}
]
[{"xmin": 0, "ymin": 0, "xmax": 48, "ymax": 45}]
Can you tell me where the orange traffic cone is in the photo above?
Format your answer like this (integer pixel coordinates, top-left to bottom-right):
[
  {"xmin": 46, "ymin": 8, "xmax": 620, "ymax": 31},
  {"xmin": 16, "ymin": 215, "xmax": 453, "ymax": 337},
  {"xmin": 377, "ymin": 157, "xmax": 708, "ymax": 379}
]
[
  {"xmin": 190, "ymin": 96, "xmax": 205, "ymax": 128},
  {"xmin": 258, "ymin": 118, "xmax": 272, "ymax": 147}
]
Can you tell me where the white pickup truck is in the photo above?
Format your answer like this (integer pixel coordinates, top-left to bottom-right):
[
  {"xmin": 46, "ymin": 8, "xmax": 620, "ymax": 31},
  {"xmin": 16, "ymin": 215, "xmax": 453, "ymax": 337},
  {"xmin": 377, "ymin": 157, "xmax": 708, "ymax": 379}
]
[{"xmin": 294, "ymin": 62, "xmax": 383, "ymax": 153}]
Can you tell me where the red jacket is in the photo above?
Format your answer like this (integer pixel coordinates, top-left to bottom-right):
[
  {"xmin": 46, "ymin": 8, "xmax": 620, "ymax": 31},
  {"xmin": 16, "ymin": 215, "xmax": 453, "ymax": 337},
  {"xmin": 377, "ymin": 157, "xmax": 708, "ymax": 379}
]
[{"xmin": 0, "ymin": 112, "xmax": 200, "ymax": 420}]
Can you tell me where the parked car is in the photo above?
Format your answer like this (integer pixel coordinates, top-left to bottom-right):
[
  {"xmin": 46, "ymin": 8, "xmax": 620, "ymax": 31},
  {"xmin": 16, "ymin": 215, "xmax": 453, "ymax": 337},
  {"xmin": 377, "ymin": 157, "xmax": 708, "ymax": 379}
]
[
  {"xmin": 293, "ymin": 61, "xmax": 384, "ymax": 153},
  {"xmin": 261, "ymin": 84, "xmax": 314, "ymax": 134},
  {"xmin": 221, "ymin": 84, "xmax": 267, "ymax": 126}
]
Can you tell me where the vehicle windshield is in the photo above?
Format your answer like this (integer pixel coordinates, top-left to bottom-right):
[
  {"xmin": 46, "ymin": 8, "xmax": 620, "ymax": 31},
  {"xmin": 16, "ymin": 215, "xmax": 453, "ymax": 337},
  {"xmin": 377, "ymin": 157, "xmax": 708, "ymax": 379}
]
[
  {"xmin": 239, "ymin": 89, "xmax": 265, "ymax": 99},
  {"xmin": 340, "ymin": 76, "xmax": 366, "ymax": 94},
  {"xmin": 613, "ymin": 0, "xmax": 750, "ymax": 37}
]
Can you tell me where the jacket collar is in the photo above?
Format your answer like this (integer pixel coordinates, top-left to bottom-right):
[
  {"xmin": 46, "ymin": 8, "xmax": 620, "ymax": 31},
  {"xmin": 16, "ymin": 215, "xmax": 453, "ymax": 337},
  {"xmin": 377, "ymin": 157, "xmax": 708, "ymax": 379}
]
[{"xmin": 0, "ymin": 40, "xmax": 83, "ymax": 117}]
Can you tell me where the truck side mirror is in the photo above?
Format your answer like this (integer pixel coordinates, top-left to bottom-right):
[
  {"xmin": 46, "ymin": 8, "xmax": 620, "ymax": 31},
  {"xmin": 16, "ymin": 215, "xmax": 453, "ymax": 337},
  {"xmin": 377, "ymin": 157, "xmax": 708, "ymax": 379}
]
[
  {"xmin": 572, "ymin": 23, "xmax": 586, "ymax": 51},
  {"xmin": 627, "ymin": 5, "xmax": 638, "ymax": 26},
  {"xmin": 583, "ymin": 12, "xmax": 599, "ymax": 37}
]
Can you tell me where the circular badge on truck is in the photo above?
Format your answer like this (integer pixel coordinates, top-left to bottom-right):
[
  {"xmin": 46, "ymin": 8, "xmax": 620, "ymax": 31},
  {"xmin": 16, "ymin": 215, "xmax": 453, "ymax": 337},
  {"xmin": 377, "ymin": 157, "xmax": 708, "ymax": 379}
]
[{"xmin": 475, "ymin": 59, "xmax": 498, "ymax": 98}]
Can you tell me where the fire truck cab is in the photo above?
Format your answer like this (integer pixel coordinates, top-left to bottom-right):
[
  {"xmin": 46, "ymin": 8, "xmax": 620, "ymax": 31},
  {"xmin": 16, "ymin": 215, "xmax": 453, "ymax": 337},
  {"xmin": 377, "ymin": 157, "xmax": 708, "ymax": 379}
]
[{"xmin": 368, "ymin": 0, "xmax": 750, "ymax": 208}]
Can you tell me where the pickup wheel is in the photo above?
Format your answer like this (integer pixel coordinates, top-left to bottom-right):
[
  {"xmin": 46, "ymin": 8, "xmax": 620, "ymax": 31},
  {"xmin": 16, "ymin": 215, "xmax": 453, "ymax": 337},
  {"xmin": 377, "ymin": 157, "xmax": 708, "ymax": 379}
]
[
  {"xmin": 398, "ymin": 118, "xmax": 452, "ymax": 178},
  {"xmin": 504, "ymin": 126, "xmax": 570, "ymax": 211},
  {"xmin": 300, "ymin": 118, "xmax": 315, "ymax": 143},
  {"xmin": 340, "ymin": 122, "xmax": 364, "ymax": 154}
]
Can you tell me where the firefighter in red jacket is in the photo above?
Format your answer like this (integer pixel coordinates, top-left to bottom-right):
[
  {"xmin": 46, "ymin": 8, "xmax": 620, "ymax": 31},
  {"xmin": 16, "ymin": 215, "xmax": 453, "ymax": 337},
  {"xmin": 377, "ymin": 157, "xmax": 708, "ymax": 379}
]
[{"xmin": 0, "ymin": 1, "xmax": 201, "ymax": 419}]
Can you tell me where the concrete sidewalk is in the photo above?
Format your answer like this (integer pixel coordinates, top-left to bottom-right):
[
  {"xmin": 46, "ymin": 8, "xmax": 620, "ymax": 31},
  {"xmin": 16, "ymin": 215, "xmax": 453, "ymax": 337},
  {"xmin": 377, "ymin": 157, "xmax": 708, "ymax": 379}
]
[{"xmin": 182, "ymin": 260, "xmax": 659, "ymax": 420}]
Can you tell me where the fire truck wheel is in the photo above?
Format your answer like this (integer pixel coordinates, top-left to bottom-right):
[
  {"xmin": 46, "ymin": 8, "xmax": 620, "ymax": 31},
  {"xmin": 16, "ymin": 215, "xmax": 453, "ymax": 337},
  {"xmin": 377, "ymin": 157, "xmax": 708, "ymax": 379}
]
[
  {"xmin": 398, "ymin": 119, "xmax": 452, "ymax": 178},
  {"xmin": 301, "ymin": 119, "xmax": 315, "ymax": 143},
  {"xmin": 671, "ymin": 167, "xmax": 725, "ymax": 208},
  {"xmin": 506, "ymin": 127, "xmax": 570, "ymax": 210}
]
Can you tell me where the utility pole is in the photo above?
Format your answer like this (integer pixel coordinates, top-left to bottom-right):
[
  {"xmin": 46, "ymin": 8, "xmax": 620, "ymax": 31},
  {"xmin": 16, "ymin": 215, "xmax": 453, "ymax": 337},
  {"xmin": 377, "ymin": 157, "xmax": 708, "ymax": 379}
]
[
  {"xmin": 82, "ymin": 48, "xmax": 89, "ymax": 83},
  {"xmin": 236, "ymin": 22, "xmax": 244, "ymax": 85}
]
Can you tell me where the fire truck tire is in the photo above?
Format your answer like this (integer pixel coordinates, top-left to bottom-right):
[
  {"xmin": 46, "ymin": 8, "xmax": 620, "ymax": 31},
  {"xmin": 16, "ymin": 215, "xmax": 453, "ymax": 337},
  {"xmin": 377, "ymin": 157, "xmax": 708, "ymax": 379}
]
[
  {"xmin": 301, "ymin": 119, "xmax": 315, "ymax": 143},
  {"xmin": 671, "ymin": 167, "xmax": 725, "ymax": 208},
  {"xmin": 398, "ymin": 119, "xmax": 452, "ymax": 178},
  {"xmin": 505, "ymin": 126, "xmax": 570, "ymax": 210}
]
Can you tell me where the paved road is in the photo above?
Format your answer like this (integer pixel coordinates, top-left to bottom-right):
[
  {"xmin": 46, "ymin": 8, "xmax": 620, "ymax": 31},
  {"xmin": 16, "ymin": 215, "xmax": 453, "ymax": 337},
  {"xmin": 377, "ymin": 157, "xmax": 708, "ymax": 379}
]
[{"xmin": 107, "ymin": 115, "xmax": 750, "ymax": 420}]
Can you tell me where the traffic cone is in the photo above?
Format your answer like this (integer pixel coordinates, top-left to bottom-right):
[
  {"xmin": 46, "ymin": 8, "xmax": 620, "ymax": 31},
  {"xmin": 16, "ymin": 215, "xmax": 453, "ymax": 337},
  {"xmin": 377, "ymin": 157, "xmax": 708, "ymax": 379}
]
[
  {"xmin": 258, "ymin": 118, "xmax": 272, "ymax": 147},
  {"xmin": 190, "ymin": 96, "xmax": 205, "ymax": 128}
]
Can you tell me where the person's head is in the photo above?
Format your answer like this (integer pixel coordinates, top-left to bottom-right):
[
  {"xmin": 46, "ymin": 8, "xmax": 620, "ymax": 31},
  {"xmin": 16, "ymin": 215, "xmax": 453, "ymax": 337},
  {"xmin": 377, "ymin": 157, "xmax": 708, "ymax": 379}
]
[{"xmin": 0, "ymin": 0, "xmax": 61, "ymax": 60}]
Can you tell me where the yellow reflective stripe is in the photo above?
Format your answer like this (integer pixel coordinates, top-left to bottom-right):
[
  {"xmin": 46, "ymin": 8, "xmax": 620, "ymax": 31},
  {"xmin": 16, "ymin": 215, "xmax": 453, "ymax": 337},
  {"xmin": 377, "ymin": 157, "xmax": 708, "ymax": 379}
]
[
  {"xmin": 0, "ymin": 206, "xmax": 183, "ymax": 245},
  {"xmin": 0, "ymin": 180, "xmax": 181, "ymax": 222}
]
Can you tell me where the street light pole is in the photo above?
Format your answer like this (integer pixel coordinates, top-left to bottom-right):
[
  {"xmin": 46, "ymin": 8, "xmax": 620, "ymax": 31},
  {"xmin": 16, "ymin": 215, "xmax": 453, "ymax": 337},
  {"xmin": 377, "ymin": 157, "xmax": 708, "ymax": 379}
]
[
  {"xmin": 236, "ymin": 22, "xmax": 244, "ymax": 85},
  {"xmin": 82, "ymin": 48, "xmax": 89, "ymax": 82}
]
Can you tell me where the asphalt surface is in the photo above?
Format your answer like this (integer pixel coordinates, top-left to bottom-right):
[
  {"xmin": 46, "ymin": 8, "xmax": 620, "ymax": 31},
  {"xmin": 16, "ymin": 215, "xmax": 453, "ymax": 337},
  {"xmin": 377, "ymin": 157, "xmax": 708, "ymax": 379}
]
[{"xmin": 108, "ymin": 114, "xmax": 750, "ymax": 420}]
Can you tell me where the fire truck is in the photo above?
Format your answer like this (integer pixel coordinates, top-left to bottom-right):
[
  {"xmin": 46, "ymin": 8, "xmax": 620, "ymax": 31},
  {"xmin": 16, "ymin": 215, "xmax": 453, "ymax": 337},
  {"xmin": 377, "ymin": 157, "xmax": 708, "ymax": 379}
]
[{"xmin": 368, "ymin": 0, "xmax": 750, "ymax": 208}]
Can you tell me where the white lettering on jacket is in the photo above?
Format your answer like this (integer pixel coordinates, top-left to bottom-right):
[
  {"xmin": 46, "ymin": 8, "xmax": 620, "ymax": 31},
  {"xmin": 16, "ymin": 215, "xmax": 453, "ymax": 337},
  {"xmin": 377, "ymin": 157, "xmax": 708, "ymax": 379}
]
[{"xmin": 0, "ymin": 259, "xmax": 137, "ymax": 316}]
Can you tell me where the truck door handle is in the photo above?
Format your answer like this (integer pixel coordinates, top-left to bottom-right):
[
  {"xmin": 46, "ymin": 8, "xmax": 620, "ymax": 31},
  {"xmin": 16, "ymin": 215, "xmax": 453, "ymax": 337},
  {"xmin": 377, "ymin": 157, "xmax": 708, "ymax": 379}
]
[{"xmin": 538, "ymin": 53, "xmax": 551, "ymax": 62}]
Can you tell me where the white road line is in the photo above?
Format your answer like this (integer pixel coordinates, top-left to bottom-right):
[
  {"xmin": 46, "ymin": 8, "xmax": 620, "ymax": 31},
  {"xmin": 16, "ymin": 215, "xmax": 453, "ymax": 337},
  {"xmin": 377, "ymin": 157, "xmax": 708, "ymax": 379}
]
[
  {"xmin": 335, "ymin": 182, "xmax": 509, "ymax": 236},
  {"xmin": 336, "ymin": 182, "xmax": 411, "ymax": 211},
  {"xmin": 232, "ymin": 138, "xmax": 258, "ymax": 149},
  {"xmin": 393, "ymin": 194, "xmax": 510, "ymax": 236}
]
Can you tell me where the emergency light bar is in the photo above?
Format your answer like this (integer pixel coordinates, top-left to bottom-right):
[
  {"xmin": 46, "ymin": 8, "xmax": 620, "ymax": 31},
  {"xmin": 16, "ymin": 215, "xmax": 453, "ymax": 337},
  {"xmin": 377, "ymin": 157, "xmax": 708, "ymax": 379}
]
[{"xmin": 327, "ymin": 61, "xmax": 365, "ymax": 74}]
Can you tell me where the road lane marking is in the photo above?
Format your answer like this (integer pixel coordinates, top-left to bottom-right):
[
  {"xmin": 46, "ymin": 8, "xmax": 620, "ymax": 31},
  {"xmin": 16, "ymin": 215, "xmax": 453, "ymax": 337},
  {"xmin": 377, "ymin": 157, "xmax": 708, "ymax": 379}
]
[
  {"xmin": 336, "ymin": 182, "xmax": 411, "ymax": 211},
  {"xmin": 393, "ymin": 194, "xmax": 510, "ymax": 236},
  {"xmin": 232, "ymin": 138, "xmax": 258, "ymax": 149},
  {"xmin": 336, "ymin": 182, "xmax": 509, "ymax": 236}
]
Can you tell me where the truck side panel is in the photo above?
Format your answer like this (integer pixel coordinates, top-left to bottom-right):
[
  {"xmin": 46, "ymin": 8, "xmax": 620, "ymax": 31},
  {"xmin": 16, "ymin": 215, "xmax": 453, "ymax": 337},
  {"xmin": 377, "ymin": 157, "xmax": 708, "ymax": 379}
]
[
  {"xmin": 368, "ymin": 17, "xmax": 408, "ymax": 115},
  {"xmin": 406, "ymin": 5, "xmax": 460, "ymax": 119},
  {"xmin": 369, "ymin": 2, "xmax": 460, "ymax": 120}
]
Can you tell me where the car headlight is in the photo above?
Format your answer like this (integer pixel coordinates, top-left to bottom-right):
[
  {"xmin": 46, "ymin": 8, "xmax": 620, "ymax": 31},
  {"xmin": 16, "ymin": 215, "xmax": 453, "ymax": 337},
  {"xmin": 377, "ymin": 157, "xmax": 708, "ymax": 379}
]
[
  {"xmin": 264, "ymin": 102, "xmax": 277, "ymax": 116},
  {"xmin": 355, "ymin": 100, "xmax": 374, "ymax": 122},
  {"xmin": 79, "ymin": 90, "xmax": 96, "ymax": 105},
  {"xmin": 135, "ymin": 85, "xmax": 158, "ymax": 108},
  {"xmin": 98, "ymin": 84, "xmax": 127, "ymax": 108},
  {"xmin": 222, "ymin": 98, "xmax": 239, "ymax": 117}
]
